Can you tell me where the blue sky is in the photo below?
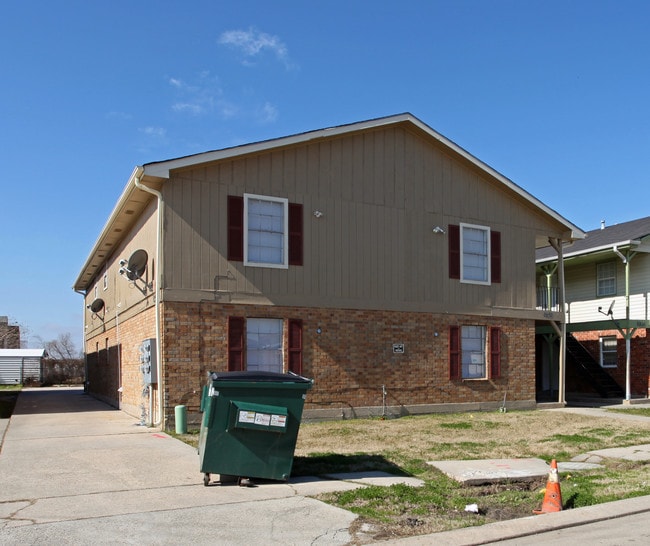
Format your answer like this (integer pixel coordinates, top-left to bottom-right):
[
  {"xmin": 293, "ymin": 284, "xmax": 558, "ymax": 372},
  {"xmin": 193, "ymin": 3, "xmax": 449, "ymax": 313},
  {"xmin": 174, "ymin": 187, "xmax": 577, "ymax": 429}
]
[{"xmin": 1, "ymin": 0, "xmax": 649, "ymax": 349}]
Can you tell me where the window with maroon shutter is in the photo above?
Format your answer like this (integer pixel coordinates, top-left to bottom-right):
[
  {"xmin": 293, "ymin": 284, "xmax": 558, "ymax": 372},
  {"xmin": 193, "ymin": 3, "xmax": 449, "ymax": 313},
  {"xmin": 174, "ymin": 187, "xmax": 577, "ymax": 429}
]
[
  {"xmin": 449, "ymin": 325, "xmax": 461, "ymax": 380},
  {"xmin": 490, "ymin": 326, "xmax": 501, "ymax": 378},
  {"xmin": 228, "ymin": 195, "xmax": 303, "ymax": 267},
  {"xmin": 227, "ymin": 196, "xmax": 244, "ymax": 261},
  {"xmin": 228, "ymin": 316, "xmax": 245, "ymax": 371},
  {"xmin": 491, "ymin": 231, "xmax": 501, "ymax": 284},
  {"xmin": 448, "ymin": 224, "xmax": 460, "ymax": 279},
  {"xmin": 288, "ymin": 319, "xmax": 303, "ymax": 374},
  {"xmin": 288, "ymin": 203, "xmax": 303, "ymax": 266}
]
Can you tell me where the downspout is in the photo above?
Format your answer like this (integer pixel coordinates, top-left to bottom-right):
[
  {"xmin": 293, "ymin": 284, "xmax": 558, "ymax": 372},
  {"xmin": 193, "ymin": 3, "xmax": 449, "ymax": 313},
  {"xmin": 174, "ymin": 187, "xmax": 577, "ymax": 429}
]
[
  {"xmin": 133, "ymin": 167, "xmax": 165, "ymax": 428},
  {"xmin": 74, "ymin": 289, "xmax": 88, "ymax": 392}
]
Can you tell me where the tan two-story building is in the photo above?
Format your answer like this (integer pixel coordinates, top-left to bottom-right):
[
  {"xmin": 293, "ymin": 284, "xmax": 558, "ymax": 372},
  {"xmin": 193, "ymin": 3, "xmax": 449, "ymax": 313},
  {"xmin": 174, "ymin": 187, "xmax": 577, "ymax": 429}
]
[{"xmin": 74, "ymin": 114, "xmax": 583, "ymax": 429}]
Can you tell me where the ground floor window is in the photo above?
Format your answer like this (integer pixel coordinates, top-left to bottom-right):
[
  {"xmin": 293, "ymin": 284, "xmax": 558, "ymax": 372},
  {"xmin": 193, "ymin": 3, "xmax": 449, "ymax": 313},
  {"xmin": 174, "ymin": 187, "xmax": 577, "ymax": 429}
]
[
  {"xmin": 246, "ymin": 318, "xmax": 283, "ymax": 372},
  {"xmin": 462, "ymin": 325, "xmax": 486, "ymax": 378},
  {"xmin": 599, "ymin": 336, "xmax": 618, "ymax": 368},
  {"xmin": 449, "ymin": 324, "xmax": 501, "ymax": 380},
  {"xmin": 228, "ymin": 316, "xmax": 303, "ymax": 374}
]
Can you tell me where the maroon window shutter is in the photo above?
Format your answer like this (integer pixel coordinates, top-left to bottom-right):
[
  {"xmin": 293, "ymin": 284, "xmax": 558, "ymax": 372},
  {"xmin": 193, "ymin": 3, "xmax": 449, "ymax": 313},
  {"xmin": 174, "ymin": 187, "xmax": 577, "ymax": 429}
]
[
  {"xmin": 449, "ymin": 326, "xmax": 461, "ymax": 380},
  {"xmin": 288, "ymin": 319, "xmax": 303, "ymax": 374},
  {"xmin": 228, "ymin": 316, "xmax": 245, "ymax": 371},
  {"xmin": 448, "ymin": 224, "xmax": 460, "ymax": 279},
  {"xmin": 227, "ymin": 196, "xmax": 244, "ymax": 261},
  {"xmin": 288, "ymin": 203, "xmax": 303, "ymax": 266},
  {"xmin": 491, "ymin": 230, "xmax": 501, "ymax": 284},
  {"xmin": 490, "ymin": 327, "xmax": 501, "ymax": 378}
]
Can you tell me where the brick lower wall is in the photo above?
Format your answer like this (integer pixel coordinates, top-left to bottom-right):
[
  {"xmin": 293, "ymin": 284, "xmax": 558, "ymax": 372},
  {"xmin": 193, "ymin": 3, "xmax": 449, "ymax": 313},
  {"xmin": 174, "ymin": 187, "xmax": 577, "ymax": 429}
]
[
  {"xmin": 85, "ymin": 307, "xmax": 157, "ymax": 421},
  {"xmin": 573, "ymin": 328, "xmax": 650, "ymax": 396},
  {"xmin": 161, "ymin": 302, "xmax": 536, "ymax": 428}
]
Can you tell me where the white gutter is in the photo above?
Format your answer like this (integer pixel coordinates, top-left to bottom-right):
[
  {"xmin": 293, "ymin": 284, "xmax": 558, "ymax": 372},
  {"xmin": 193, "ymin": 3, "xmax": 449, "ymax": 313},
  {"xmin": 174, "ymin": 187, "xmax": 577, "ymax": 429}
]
[
  {"xmin": 537, "ymin": 240, "xmax": 642, "ymax": 264},
  {"xmin": 74, "ymin": 288, "xmax": 88, "ymax": 391},
  {"xmin": 613, "ymin": 245, "xmax": 627, "ymax": 264},
  {"xmin": 133, "ymin": 167, "xmax": 165, "ymax": 428}
]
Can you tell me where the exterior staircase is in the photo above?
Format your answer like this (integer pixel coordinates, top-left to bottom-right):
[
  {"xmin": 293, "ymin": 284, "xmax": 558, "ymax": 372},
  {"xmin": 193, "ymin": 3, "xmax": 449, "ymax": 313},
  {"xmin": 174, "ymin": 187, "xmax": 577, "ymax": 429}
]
[{"xmin": 565, "ymin": 333, "xmax": 624, "ymax": 398}]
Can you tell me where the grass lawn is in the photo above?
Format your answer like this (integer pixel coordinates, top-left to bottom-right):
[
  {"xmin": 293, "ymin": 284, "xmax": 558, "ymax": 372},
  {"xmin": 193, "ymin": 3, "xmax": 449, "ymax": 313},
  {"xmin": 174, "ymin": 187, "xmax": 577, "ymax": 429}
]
[
  {"xmin": 177, "ymin": 407, "xmax": 650, "ymax": 542},
  {"xmin": 298, "ymin": 409, "xmax": 650, "ymax": 540}
]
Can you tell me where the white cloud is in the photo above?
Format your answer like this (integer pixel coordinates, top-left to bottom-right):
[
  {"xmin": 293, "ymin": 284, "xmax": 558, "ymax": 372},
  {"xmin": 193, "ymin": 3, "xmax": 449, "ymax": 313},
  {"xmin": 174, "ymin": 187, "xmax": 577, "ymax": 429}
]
[
  {"xmin": 140, "ymin": 126, "xmax": 166, "ymax": 138},
  {"xmin": 258, "ymin": 102, "xmax": 278, "ymax": 124},
  {"xmin": 168, "ymin": 73, "xmax": 222, "ymax": 116},
  {"xmin": 219, "ymin": 27, "xmax": 294, "ymax": 69}
]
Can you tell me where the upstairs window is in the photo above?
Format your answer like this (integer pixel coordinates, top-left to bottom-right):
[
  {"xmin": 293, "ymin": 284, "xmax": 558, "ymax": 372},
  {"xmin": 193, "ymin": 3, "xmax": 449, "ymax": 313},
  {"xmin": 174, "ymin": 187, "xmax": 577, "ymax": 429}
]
[
  {"xmin": 449, "ymin": 224, "xmax": 500, "ymax": 284},
  {"xmin": 228, "ymin": 195, "xmax": 303, "ymax": 267},
  {"xmin": 245, "ymin": 195, "xmax": 288, "ymax": 267},
  {"xmin": 597, "ymin": 261, "xmax": 616, "ymax": 297}
]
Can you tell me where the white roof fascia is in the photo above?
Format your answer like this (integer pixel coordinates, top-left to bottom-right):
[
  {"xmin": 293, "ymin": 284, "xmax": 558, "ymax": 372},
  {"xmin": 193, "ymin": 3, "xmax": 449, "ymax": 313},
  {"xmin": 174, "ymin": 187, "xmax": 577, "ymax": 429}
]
[
  {"xmin": 73, "ymin": 167, "xmax": 144, "ymax": 290},
  {"xmin": 0, "ymin": 349, "xmax": 46, "ymax": 357},
  {"xmin": 536, "ymin": 239, "xmax": 645, "ymax": 264},
  {"xmin": 142, "ymin": 114, "xmax": 413, "ymax": 179},
  {"xmin": 405, "ymin": 116, "xmax": 584, "ymax": 242},
  {"xmin": 141, "ymin": 113, "xmax": 584, "ymax": 242}
]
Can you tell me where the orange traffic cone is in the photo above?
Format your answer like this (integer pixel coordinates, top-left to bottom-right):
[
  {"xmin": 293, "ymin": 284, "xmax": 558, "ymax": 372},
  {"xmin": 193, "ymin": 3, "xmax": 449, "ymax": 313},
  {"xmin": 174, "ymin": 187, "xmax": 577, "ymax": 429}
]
[{"xmin": 533, "ymin": 459, "xmax": 562, "ymax": 514}]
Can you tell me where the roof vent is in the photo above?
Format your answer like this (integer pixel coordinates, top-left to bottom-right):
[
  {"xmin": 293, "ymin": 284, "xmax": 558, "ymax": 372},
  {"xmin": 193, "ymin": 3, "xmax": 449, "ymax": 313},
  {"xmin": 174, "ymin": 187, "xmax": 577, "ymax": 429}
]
[{"xmin": 601, "ymin": 220, "xmax": 606, "ymax": 230}]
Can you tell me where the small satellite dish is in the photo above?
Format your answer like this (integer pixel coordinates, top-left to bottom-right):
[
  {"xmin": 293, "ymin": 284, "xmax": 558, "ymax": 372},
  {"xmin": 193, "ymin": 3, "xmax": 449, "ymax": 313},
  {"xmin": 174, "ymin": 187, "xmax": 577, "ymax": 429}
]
[
  {"xmin": 90, "ymin": 298, "xmax": 105, "ymax": 313},
  {"xmin": 607, "ymin": 300, "xmax": 615, "ymax": 316},
  {"xmin": 125, "ymin": 249, "xmax": 148, "ymax": 280}
]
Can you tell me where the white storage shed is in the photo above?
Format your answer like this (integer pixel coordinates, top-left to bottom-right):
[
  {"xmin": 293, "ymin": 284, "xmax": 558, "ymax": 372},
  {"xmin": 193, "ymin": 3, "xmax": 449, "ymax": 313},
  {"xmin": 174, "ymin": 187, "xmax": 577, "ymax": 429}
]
[{"xmin": 0, "ymin": 349, "xmax": 46, "ymax": 384}]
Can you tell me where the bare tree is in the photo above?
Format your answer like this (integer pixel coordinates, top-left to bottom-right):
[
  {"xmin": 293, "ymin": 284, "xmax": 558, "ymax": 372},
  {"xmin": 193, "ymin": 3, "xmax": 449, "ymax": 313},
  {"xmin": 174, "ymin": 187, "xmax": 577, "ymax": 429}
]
[
  {"xmin": 44, "ymin": 333, "xmax": 80, "ymax": 360},
  {"xmin": 42, "ymin": 333, "xmax": 85, "ymax": 385}
]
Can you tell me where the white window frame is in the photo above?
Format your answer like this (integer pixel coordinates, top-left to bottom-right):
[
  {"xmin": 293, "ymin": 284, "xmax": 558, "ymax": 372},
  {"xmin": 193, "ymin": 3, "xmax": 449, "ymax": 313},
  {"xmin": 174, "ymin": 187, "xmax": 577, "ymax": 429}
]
[
  {"xmin": 599, "ymin": 335, "xmax": 618, "ymax": 368},
  {"xmin": 246, "ymin": 318, "xmax": 284, "ymax": 373},
  {"xmin": 461, "ymin": 325, "xmax": 487, "ymax": 379},
  {"xmin": 597, "ymin": 261, "xmax": 616, "ymax": 297},
  {"xmin": 460, "ymin": 223, "xmax": 491, "ymax": 285},
  {"xmin": 243, "ymin": 193, "xmax": 289, "ymax": 269}
]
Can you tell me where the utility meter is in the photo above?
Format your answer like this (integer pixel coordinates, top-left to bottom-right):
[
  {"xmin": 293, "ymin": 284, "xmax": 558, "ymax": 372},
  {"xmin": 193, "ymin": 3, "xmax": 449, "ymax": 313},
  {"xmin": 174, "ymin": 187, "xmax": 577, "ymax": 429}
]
[{"xmin": 140, "ymin": 338, "xmax": 158, "ymax": 384}]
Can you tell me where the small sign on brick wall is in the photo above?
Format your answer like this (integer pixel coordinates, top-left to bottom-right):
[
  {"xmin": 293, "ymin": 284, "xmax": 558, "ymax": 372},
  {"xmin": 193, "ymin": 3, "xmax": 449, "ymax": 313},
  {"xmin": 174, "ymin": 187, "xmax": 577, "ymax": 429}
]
[{"xmin": 392, "ymin": 343, "xmax": 405, "ymax": 354}]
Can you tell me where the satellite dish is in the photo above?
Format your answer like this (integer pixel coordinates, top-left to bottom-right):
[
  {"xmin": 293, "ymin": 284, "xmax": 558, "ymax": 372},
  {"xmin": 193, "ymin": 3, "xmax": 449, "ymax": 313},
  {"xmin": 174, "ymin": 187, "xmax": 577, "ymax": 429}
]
[
  {"xmin": 607, "ymin": 300, "xmax": 615, "ymax": 316},
  {"xmin": 90, "ymin": 298, "xmax": 105, "ymax": 313},
  {"xmin": 125, "ymin": 249, "xmax": 148, "ymax": 280}
]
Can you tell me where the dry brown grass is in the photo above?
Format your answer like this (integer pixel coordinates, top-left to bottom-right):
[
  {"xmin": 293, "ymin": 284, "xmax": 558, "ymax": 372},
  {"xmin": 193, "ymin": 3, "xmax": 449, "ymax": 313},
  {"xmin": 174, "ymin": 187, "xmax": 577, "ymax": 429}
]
[
  {"xmin": 292, "ymin": 409, "xmax": 650, "ymax": 542},
  {"xmin": 295, "ymin": 409, "xmax": 650, "ymax": 463}
]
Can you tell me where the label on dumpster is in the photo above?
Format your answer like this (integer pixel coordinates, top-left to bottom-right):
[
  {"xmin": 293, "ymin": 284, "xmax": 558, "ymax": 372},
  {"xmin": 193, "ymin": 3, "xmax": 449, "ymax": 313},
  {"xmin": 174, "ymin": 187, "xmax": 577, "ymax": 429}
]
[
  {"xmin": 270, "ymin": 414, "xmax": 286, "ymax": 427},
  {"xmin": 238, "ymin": 410, "xmax": 257, "ymax": 424},
  {"xmin": 237, "ymin": 410, "xmax": 286, "ymax": 428},
  {"xmin": 254, "ymin": 413, "xmax": 271, "ymax": 426}
]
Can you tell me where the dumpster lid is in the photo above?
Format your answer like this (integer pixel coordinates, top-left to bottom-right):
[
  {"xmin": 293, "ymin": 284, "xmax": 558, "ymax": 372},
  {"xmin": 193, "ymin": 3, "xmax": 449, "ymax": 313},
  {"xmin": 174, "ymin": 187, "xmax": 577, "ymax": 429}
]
[{"xmin": 208, "ymin": 371, "xmax": 313, "ymax": 384}]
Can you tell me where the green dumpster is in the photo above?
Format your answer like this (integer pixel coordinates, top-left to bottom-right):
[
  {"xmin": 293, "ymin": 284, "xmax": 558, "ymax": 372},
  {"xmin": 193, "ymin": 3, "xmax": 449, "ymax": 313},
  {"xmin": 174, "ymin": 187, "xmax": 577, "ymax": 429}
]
[{"xmin": 198, "ymin": 371, "xmax": 313, "ymax": 485}]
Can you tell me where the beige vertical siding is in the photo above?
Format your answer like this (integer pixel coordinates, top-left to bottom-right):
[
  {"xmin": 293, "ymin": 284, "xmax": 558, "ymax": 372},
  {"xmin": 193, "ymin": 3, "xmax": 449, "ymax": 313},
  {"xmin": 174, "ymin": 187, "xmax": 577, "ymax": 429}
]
[{"xmin": 162, "ymin": 126, "xmax": 564, "ymax": 317}]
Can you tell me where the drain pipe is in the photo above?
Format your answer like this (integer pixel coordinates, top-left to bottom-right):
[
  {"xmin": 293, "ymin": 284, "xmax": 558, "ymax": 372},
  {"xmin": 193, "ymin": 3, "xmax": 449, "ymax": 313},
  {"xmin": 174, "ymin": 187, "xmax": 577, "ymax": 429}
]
[
  {"xmin": 133, "ymin": 167, "xmax": 164, "ymax": 428},
  {"xmin": 74, "ymin": 288, "xmax": 88, "ymax": 391}
]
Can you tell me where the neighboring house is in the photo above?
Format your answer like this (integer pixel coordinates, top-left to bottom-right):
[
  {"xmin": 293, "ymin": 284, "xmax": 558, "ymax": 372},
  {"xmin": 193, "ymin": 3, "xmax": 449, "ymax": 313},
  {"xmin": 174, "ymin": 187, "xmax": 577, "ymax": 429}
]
[
  {"xmin": 536, "ymin": 217, "xmax": 650, "ymax": 401},
  {"xmin": 0, "ymin": 316, "xmax": 20, "ymax": 348},
  {"xmin": 0, "ymin": 349, "xmax": 46, "ymax": 384},
  {"xmin": 73, "ymin": 113, "xmax": 583, "ymax": 429}
]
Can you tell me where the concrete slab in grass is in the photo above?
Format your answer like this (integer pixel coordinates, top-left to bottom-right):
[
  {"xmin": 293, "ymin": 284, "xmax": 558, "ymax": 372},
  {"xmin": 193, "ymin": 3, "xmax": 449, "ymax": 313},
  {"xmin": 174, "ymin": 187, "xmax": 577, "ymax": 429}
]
[
  {"xmin": 323, "ymin": 471, "xmax": 425, "ymax": 488},
  {"xmin": 427, "ymin": 458, "xmax": 551, "ymax": 485}
]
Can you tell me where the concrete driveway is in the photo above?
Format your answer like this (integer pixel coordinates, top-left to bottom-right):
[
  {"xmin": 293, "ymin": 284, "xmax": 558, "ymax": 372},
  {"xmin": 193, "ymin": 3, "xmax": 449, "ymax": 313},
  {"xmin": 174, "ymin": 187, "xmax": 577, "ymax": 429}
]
[{"xmin": 0, "ymin": 387, "xmax": 356, "ymax": 545}]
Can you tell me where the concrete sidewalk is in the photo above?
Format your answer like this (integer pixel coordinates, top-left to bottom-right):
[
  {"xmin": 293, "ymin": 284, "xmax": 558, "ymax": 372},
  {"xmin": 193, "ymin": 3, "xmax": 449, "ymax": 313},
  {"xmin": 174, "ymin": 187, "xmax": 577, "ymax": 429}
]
[{"xmin": 0, "ymin": 387, "xmax": 358, "ymax": 545}]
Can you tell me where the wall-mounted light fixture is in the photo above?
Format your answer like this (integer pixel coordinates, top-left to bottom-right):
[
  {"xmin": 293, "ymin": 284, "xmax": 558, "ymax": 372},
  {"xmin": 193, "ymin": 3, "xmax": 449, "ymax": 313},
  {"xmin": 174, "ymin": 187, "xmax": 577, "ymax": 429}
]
[
  {"xmin": 313, "ymin": 210, "xmax": 324, "ymax": 218},
  {"xmin": 432, "ymin": 226, "xmax": 446, "ymax": 234}
]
